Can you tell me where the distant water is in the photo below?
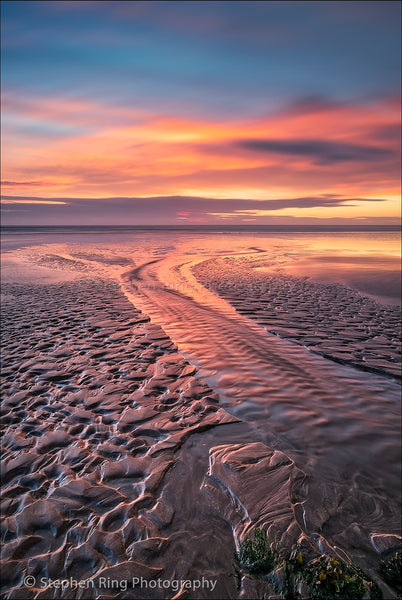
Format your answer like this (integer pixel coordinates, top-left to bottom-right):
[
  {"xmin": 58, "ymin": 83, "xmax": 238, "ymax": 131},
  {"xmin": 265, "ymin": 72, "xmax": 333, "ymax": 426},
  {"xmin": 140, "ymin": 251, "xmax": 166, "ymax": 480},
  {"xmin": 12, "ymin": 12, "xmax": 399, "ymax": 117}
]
[
  {"xmin": 2, "ymin": 226, "xmax": 401, "ymax": 303},
  {"xmin": 1, "ymin": 224, "xmax": 401, "ymax": 251}
]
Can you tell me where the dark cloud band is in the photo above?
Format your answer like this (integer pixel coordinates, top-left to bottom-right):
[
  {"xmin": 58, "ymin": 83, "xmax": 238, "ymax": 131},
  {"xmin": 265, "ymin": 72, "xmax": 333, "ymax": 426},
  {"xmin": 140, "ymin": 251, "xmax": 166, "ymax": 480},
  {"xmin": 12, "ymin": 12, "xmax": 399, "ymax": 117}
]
[{"xmin": 237, "ymin": 139, "xmax": 395, "ymax": 165}]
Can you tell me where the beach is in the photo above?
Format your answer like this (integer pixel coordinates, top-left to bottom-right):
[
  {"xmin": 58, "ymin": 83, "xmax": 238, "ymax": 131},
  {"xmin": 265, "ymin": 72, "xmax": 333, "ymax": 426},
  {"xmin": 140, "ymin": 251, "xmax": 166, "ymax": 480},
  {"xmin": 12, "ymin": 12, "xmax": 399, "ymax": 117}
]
[{"xmin": 1, "ymin": 229, "xmax": 401, "ymax": 599}]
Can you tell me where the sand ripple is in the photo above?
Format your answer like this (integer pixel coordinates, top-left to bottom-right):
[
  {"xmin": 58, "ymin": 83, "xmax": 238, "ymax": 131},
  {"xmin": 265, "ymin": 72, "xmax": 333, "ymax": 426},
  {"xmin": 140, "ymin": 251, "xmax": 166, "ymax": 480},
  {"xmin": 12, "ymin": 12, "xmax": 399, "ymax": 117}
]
[
  {"xmin": 2, "ymin": 243, "xmax": 401, "ymax": 599},
  {"xmin": 1, "ymin": 279, "xmax": 241, "ymax": 598},
  {"xmin": 194, "ymin": 254, "xmax": 401, "ymax": 380}
]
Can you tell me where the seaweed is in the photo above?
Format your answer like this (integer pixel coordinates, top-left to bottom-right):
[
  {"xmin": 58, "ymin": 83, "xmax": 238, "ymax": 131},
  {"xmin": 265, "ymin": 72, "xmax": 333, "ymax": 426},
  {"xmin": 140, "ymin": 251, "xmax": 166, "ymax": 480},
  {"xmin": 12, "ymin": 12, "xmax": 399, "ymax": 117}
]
[
  {"xmin": 379, "ymin": 551, "xmax": 402, "ymax": 592},
  {"xmin": 302, "ymin": 555, "xmax": 365, "ymax": 600},
  {"xmin": 234, "ymin": 528, "xmax": 384, "ymax": 600},
  {"xmin": 235, "ymin": 527, "xmax": 278, "ymax": 575}
]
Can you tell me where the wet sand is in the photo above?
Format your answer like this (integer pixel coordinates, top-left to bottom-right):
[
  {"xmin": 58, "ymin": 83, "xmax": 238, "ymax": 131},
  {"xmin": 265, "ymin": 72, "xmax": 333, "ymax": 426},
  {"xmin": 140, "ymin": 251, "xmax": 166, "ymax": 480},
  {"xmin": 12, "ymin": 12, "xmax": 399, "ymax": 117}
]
[
  {"xmin": 193, "ymin": 254, "xmax": 401, "ymax": 380},
  {"xmin": 1, "ymin": 234, "xmax": 401, "ymax": 599},
  {"xmin": 1, "ymin": 278, "xmax": 243, "ymax": 599}
]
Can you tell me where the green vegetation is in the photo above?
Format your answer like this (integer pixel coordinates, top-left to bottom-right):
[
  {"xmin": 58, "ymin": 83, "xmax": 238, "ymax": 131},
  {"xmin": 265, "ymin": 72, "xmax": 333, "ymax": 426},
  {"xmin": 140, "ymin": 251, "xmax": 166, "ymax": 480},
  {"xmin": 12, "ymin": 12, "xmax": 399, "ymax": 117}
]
[
  {"xmin": 235, "ymin": 527, "xmax": 278, "ymax": 575},
  {"xmin": 302, "ymin": 555, "xmax": 365, "ymax": 600},
  {"xmin": 379, "ymin": 551, "xmax": 402, "ymax": 592},
  {"xmin": 234, "ymin": 528, "xmax": 386, "ymax": 600}
]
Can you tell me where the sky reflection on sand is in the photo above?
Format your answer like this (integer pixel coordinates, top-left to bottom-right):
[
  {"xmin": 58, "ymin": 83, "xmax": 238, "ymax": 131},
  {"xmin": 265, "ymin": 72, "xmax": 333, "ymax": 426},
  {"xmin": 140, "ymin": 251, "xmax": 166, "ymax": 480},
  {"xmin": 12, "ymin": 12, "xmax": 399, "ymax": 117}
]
[{"xmin": 2, "ymin": 229, "xmax": 401, "ymax": 304}]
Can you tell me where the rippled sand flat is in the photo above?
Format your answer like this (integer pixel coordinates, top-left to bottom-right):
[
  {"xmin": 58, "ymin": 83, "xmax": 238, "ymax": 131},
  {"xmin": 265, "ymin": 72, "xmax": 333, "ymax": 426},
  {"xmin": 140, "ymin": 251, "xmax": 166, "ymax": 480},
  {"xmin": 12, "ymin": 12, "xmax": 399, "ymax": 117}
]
[
  {"xmin": 1, "ymin": 233, "xmax": 401, "ymax": 599},
  {"xmin": 1, "ymin": 278, "xmax": 248, "ymax": 598},
  {"xmin": 193, "ymin": 254, "xmax": 401, "ymax": 380}
]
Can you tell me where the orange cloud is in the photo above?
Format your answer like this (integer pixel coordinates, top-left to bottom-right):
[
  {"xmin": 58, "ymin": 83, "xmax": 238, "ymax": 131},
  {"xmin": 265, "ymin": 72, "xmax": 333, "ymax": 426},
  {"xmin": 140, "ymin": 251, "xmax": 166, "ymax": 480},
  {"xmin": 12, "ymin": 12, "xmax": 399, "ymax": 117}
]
[
  {"xmin": 1, "ymin": 93, "xmax": 400, "ymax": 220},
  {"xmin": 1, "ymin": 199, "xmax": 68, "ymax": 205}
]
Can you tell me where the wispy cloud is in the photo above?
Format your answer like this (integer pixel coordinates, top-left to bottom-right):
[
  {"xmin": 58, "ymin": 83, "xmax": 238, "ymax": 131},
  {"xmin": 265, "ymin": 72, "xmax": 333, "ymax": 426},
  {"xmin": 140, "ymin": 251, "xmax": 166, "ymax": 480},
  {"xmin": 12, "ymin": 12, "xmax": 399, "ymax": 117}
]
[
  {"xmin": 1, "ymin": 180, "xmax": 45, "ymax": 187},
  {"xmin": 1, "ymin": 198, "xmax": 68, "ymax": 205},
  {"xmin": 0, "ymin": 193, "xmax": 387, "ymax": 216},
  {"xmin": 237, "ymin": 138, "xmax": 395, "ymax": 165},
  {"xmin": 3, "ymin": 192, "xmax": 399, "ymax": 227},
  {"xmin": 2, "ymin": 93, "xmax": 399, "ymax": 203},
  {"xmin": 2, "ymin": 0, "xmax": 400, "ymax": 228}
]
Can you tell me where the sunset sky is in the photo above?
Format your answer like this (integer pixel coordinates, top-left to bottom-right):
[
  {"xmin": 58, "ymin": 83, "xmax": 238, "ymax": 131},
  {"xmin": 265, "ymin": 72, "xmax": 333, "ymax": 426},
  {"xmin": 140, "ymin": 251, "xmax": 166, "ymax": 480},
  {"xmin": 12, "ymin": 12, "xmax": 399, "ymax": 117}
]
[{"xmin": 1, "ymin": 0, "xmax": 401, "ymax": 225}]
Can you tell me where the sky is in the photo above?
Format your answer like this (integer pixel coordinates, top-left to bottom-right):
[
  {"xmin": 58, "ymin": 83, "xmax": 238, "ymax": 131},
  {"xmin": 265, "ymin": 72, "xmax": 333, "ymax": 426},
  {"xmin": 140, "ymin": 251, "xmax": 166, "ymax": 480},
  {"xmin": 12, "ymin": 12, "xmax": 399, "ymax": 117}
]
[{"xmin": 1, "ymin": 0, "xmax": 401, "ymax": 226}]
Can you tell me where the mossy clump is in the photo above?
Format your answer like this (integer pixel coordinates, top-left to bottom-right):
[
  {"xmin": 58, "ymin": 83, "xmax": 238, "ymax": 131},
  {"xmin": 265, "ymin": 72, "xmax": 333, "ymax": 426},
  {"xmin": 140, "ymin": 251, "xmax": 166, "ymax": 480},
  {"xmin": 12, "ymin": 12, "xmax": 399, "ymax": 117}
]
[
  {"xmin": 235, "ymin": 527, "xmax": 278, "ymax": 575},
  {"xmin": 379, "ymin": 551, "xmax": 402, "ymax": 591}
]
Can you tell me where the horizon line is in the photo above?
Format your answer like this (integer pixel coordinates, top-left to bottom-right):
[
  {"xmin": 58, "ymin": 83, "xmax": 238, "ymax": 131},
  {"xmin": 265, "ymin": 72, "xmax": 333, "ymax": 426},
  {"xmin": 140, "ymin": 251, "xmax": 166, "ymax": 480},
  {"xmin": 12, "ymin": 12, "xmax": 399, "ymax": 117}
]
[{"xmin": 1, "ymin": 224, "xmax": 400, "ymax": 232}]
